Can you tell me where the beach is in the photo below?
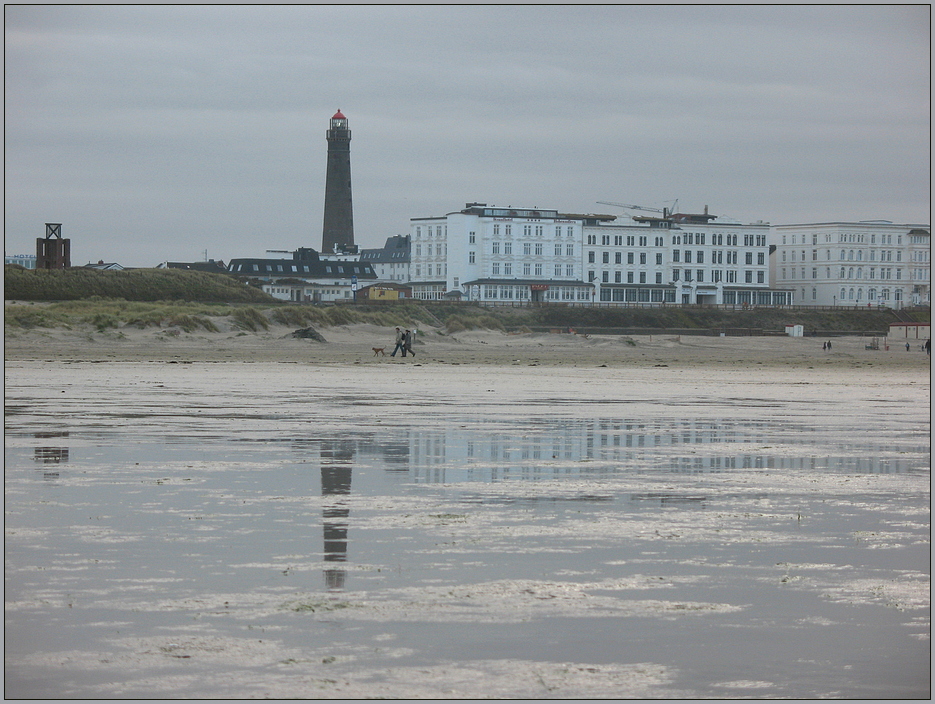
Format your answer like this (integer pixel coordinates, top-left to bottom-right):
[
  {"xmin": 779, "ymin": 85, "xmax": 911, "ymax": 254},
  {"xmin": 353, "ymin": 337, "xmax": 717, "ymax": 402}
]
[
  {"xmin": 4, "ymin": 318, "xmax": 930, "ymax": 369},
  {"xmin": 4, "ymin": 323, "xmax": 931, "ymax": 698}
]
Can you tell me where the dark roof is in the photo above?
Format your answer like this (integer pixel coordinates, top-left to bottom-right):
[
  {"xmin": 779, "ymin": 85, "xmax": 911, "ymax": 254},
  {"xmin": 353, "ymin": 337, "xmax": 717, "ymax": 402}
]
[
  {"xmin": 164, "ymin": 261, "xmax": 228, "ymax": 273},
  {"xmin": 81, "ymin": 262, "xmax": 124, "ymax": 270},
  {"xmin": 228, "ymin": 257, "xmax": 376, "ymax": 280},
  {"xmin": 360, "ymin": 235, "xmax": 411, "ymax": 263}
]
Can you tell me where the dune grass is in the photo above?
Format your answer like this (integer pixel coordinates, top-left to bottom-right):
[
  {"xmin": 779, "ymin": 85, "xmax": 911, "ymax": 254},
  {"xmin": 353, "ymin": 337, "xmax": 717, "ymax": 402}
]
[{"xmin": 4, "ymin": 266, "xmax": 274, "ymax": 303}]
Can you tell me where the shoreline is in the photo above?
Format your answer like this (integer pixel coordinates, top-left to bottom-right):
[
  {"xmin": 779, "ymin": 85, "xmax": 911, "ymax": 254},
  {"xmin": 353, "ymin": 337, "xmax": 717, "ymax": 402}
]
[{"xmin": 4, "ymin": 322, "xmax": 931, "ymax": 371}]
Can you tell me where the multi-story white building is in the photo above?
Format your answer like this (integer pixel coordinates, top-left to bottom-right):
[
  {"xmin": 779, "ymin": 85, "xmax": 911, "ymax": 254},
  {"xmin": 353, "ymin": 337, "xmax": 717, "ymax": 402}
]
[
  {"xmin": 409, "ymin": 202, "xmax": 789, "ymax": 305},
  {"xmin": 770, "ymin": 221, "xmax": 931, "ymax": 308},
  {"xmin": 410, "ymin": 203, "xmax": 608, "ymax": 302},
  {"xmin": 585, "ymin": 209, "xmax": 784, "ymax": 305}
]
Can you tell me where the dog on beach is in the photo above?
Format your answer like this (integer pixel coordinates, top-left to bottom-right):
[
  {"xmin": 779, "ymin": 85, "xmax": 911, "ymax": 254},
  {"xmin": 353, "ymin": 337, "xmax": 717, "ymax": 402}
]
[{"xmin": 372, "ymin": 347, "xmax": 386, "ymax": 356}]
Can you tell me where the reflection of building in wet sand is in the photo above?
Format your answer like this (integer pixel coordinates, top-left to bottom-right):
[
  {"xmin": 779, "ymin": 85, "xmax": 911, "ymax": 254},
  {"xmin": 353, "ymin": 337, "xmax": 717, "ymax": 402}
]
[
  {"xmin": 320, "ymin": 441, "xmax": 353, "ymax": 590},
  {"xmin": 33, "ymin": 431, "xmax": 69, "ymax": 479},
  {"xmin": 406, "ymin": 419, "xmax": 923, "ymax": 482},
  {"xmin": 293, "ymin": 421, "xmax": 920, "ymax": 586}
]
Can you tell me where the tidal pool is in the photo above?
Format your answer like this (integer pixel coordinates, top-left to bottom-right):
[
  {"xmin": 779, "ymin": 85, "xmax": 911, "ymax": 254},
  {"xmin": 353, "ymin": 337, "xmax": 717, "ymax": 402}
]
[{"xmin": 4, "ymin": 361, "xmax": 930, "ymax": 698}]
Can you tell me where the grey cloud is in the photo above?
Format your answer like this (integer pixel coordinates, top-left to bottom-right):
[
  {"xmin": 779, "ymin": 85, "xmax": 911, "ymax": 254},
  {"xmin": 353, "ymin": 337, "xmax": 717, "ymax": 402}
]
[{"xmin": 4, "ymin": 5, "xmax": 929, "ymax": 266}]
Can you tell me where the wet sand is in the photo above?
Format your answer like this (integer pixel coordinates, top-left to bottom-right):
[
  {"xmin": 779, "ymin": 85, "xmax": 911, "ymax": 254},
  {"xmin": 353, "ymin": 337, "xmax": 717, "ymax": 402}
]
[{"xmin": 4, "ymin": 326, "xmax": 931, "ymax": 698}]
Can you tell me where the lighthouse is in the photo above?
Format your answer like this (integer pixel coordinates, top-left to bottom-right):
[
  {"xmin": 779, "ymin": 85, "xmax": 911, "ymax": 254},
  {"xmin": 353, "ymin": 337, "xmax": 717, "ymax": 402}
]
[{"xmin": 321, "ymin": 109, "xmax": 355, "ymax": 253}]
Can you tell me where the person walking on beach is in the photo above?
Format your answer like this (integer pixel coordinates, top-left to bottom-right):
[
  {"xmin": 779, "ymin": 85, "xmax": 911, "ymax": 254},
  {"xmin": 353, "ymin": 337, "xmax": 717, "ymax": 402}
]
[
  {"xmin": 906, "ymin": 342, "xmax": 911, "ymax": 352},
  {"xmin": 404, "ymin": 329, "xmax": 415, "ymax": 357},
  {"xmin": 925, "ymin": 339, "xmax": 931, "ymax": 356},
  {"xmin": 827, "ymin": 340, "xmax": 832, "ymax": 351},
  {"xmin": 391, "ymin": 327, "xmax": 405, "ymax": 357}
]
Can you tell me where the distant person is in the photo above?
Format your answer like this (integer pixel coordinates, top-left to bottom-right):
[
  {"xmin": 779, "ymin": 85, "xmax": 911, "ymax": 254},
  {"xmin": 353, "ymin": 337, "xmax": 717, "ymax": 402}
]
[
  {"xmin": 822, "ymin": 342, "xmax": 827, "ymax": 351},
  {"xmin": 391, "ymin": 327, "xmax": 404, "ymax": 357},
  {"xmin": 827, "ymin": 340, "xmax": 832, "ymax": 350},
  {"xmin": 404, "ymin": 329, "xmax": 415, "ymax": 357},
  {"xmin": 906, "ymin": 342, "xmax": 911, "ymax": 352},
  {"xmin": 925, "ymin": 339, "xmax": 931, "ymax": 355}
]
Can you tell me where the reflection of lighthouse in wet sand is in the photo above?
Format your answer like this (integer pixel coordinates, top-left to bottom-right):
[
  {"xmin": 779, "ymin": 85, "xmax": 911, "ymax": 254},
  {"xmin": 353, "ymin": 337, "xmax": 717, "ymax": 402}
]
[{"xmin": 320, "ymin": 442, "xmax": 353, "ymax": 590}]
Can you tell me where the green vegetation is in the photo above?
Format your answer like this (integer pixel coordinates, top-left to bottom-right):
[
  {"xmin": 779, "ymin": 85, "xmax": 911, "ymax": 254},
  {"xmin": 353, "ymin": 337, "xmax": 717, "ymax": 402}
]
[
  {"xmin": 4, "ymin": 264, "xmax": 925, "ymax": 335},
  {"xmin": 6, "ymin": 296, "xmax": 921, "ymax": 336},
  {"xmin": 5, "ymin": 298, "xmax": 233, "ymax": 332},
  {"xmin": 4, "ymin": 265, "xmax": 273, "ymax": 303}
]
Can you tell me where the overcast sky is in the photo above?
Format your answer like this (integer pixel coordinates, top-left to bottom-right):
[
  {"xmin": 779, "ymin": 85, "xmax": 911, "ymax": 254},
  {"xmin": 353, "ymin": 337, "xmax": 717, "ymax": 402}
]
[{"xmin": 5, "ymin": 5, "xmax": 930, "ymax": 267}]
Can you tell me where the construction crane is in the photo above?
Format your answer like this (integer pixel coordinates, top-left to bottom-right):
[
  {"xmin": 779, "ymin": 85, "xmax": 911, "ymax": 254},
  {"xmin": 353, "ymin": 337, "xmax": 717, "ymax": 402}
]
[{"xmin": 596, "ymin": 201, "xmax": 669, "ymax": 214}]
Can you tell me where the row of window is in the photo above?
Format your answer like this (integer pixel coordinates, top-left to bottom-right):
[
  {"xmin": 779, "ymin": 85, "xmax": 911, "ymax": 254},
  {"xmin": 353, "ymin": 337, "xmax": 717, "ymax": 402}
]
[
  {"xmin": 782, "ymin": 267, "xmax": 904, "ymax": 280},
  {"xmin": 485, "ymin": 242, "xmax": 576, "ymax": 256},
  {"xmin": 480, "ymin": 285, "xmax": 592, "ymax": 301},
  {"xmin": 491, "ymin": 224, "xmax": 576, "ymax": 238},
  {"xmin": 414, "ymin": 244, "xmax": 447, "ymax": 256},
  {"xmin": 489, "ymin": 262, "xmax": 576, "ymax": 277},
  {"xmin": 593, "ymin": 270, "xmax": 664, "ymax": 284},
  {"xmin": 782, "ymin": 233, "xmax": 906, "ymax": 245},
  {"xmin": 414, "ymin": 264, "xmax": 448, "ymax": 277},
  {"xmin": 599, "ymin": 288, "xmax": 676, "ymax": 303},
  {"xmin": 587, "ymin": 234, "xmax": 663, "ymax": 246},
  {"xmin": 782, "ymin": 249, "xmax": 905, "ymax": 262},
  {"xmin": 234, "ymin": 263, "xmax": 369, "ymax": 274},
  {"xmin": 414, "ymin": 225, "xmax": 446, "ymax": 238},
  {"xmin": 583, "ymin": 233, "xmax": 765, "ymax": 247},
  {"xmin": 835, "ymin": 287, "xmax": 903, "ymax": 301},
  {"xmin": 587, "ymin": 269, "xmax": 766, "ymax": 284},
  {"xmin": 672, "ymin": 251, "xmax": 763, "ymax": 265},
  {"xmin": 589, "ymin": 251, "xmax": 664, "ymax": 265},
  {"xmin": 723, "ymin": 290, "xmax": 791, "ymax": 305}
]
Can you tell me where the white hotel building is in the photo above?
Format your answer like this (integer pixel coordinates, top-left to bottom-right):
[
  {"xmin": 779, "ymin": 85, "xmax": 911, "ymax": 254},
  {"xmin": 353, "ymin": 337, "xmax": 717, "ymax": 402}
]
[
  {"xmin": 409, "ymin": 202, "xmax": 787, "ymax": 305},
  {"xmin": 771, "ymin": 221, "xmax": 931, "ymax": 308}
]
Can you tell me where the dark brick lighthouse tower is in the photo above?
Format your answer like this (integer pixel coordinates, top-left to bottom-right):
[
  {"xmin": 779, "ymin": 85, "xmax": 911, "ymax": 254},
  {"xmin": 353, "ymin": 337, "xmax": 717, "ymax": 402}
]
[{"xmin": 321, "ymin": 109, "xmax": 354, "ymax": 253}]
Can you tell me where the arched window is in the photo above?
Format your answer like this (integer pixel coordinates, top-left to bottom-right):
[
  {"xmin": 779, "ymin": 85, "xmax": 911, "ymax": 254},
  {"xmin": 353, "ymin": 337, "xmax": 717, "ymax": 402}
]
[
  {"xmin": 857, "ymin": 250, "xmax": 863, "ymax": 261},
  {"xmin": 856, "ymin": 268, "xmax": 862, "ymax": 279},
  {"xmin": 848, "ymin": 268, "xmax": 854, "ymax": 279},
  {"xmin": 857, "ymin": 288, "xmax": 863, "ymax": 300},
  {"xmin": 848, "ymin": 288, "xmax": 855, "ymax": 300},
  {"xmin": 868, "ymin": 288, "xmax": 876, "ymax": 301},
  {"xmin": 848, "ymin": 250, "xmax": 854, "ymax": 261},
  {"xmin": 840, "ymin": 287, "xmax": 846, "ymax": 300}
]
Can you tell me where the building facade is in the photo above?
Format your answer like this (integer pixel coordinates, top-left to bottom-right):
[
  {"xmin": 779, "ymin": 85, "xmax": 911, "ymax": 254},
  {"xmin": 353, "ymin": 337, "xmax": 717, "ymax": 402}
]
[
  {"xmin": 360, "ymin": 235, "xmax": 411, "ymax": 282},
  {"xmin": 408, "ymin": 203, "xmax": 789, "ymax": 305},
  {"xmin": 585, "ymin": 209, "xmax": 784, "ymax": 305},
  {"xmin": 770, "ymin": 222, "xmax": 931, "ymax": 308},
  {"xmin": 410, "ymin": 204, "xmax": 604, "ymax": 302},
  {"xmin": 5, "ymin": 254, "xmax": 37, "ymax": 269}
]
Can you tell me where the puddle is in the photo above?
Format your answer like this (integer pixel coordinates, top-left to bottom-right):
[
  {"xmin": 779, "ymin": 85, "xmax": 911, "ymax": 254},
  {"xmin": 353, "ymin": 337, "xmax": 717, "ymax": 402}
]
[{"xmin": 4, "ymin": 362, "xmax": 930, "ymax": 698}]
